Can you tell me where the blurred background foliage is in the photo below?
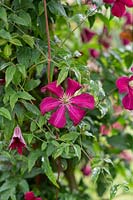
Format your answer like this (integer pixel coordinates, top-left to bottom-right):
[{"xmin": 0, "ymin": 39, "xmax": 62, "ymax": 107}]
[{"xmin": 0, "ymin": 0, "xmax": 133, "ymax": 199}]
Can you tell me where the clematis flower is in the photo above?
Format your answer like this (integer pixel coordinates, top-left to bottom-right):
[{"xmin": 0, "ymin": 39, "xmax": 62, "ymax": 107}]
[
  {"xmin": 40, "ymin": 78, "xmax": 95, "ymax": 128},
  {"xmin": 89, "ymin": 49, "xmax": 100, "ymax": 58},
  {"xmin": 24, "ymin": 191, "xmax": 42, "ymax": 200},
  {"xmin": 9, "ymin": 125, "xmax": 26, "ymax": 155},
  {"xmin": 81, "ymin": 28, "xmax": 95, "ymax": 43},
  {"xmin": 116, "ymin": 75, "xmax": 133, "ymax": 110},
  {"xmin": 103, "ymin": 0, "xmax": 133, "ymax": 18},
  {"xmin": 100, "ymin": 125, "xmax": 111, "ymax": 135},
  {"xmin": 81, "ymin": 165, "xmax": 92, "ymax": 176}
]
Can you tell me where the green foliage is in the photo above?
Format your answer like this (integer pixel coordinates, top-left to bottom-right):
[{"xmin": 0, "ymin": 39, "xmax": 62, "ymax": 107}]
[{"xmin": 0, "ymin": 0, "xmax": 133, "ymax": 199}]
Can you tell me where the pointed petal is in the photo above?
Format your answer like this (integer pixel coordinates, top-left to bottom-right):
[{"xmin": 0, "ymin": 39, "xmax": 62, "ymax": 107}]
[
  {"xmin": 116, "ymin": 76, "xmax": 129, "ymax": 93},
  {"xmin": 111, "ymin": 2, "xmax": 126, "ymax": 17},
  {"xmin": 41, "ymin": 81, "xmax": 64, "ymax": 98},
  {"xmin": 122, "ymin": 94, "xmax": 133, "ymax": 110},
  {"xmin": 66, "ymin": 78, "xmax": 81, "ymax": 96},
  {"xmin": 40, "ymin": 97, "xmax": 60, "ymax": 115},
  {"xmin": 67, "ymin": 104, "xmax": 86, "ymax": 126},
  {"xmin": 71, "ymin": 93, "xmax": 95, "ymax": 110},
  {"xmin": 48, "ymin": 105, "xmax": 66, "ymax": 128}
]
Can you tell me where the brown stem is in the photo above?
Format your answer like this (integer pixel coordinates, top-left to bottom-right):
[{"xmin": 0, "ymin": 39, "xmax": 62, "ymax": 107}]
[
  {"xmin": 43, "ymin": 0, "xmax": 51, "ymax": 83},
  {"xmin": 64, "ymin": 160, "xmax": 77, "ymax": 191}
]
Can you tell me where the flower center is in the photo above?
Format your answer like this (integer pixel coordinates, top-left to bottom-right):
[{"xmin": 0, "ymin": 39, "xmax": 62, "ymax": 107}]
[
  {"xmin": 61, "ymin": 93, "xmax": 71, "ymax": 104},
  {"xmin": 129, "ymin": 80, "xmax": 133, "ymax": 88}
]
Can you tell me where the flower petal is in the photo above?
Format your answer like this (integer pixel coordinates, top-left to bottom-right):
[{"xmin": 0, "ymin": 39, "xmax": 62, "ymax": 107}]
[
  {"xmin": 67, "ymin": 104, "xmax": 86, "ymax": 126},
  {"xmin": 103, "ymin": 0, "xmax": 115, "ymax": 3},
  {"xmin": 116, "ymin": 76, "xmax": 129, "ymax": 93},
  {"xmin": 41, "ymin": 81, "xmax": 64, "ymax": 98},
  {"xmin": 66, "ymin": 78, "xmax": 81, "ymax": 96},
  {"xmin": 48, "ymin": 105, "xmax": 66, "ymax": 128},
  {"xmin": 71, "ymin": 93, "xmax": 95, "ymax": 110},
  {"xmin": 40, "ymin": 97, "xmax": 60, "ymax": 115},
  {"xmin": 122, "ymin": 94, "xmax": 133, "ymax": 110},
  {"xmin": 111, "ymin": 2, "xmax": 126, "ymax": 17},
  {"xmin": 121, "ymin": 0, "xmax": 133, "ymax": 7}
]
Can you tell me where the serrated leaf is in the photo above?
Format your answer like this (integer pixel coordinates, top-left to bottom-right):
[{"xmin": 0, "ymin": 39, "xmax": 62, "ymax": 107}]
[
  {"xmin": 57, "ymin": 67, "xmax": 69, "ymax": 85},
  {"xmin": 42, "ymin": 156, "xmax": 59, "ymax": 188},
  {"xmin": 22, "ymin": 34, "xmax": 34, "ymax": 48},
  {"xmin": 0, "ymin": 107, "xmax": 11, "ymax": 120},
  {"xmin": 10, "ymin": 38, "xmax": 22, "ymax": 46},
  {"xmin": 17, "ymin": 91, "xmax": 35, "ymax": 100},
  {"xmin": 28, "ymin": 150, "xmax": 42, "ymax": 172},
  {"xmin": 5, "ymin": 65, "xmax": 16, "ymax": 87}
]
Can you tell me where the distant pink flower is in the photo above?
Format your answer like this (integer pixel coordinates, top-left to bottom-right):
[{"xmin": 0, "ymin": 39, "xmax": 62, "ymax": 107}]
[
  {"xmin": 24, "ymin": 191, "xmax": 42, "ymax": 200},
  {"xmin": 104, "ymin": 0, "xmax": 133, "ymax": 18},
  {"xmin": 81, "ymin": 28, "xmax": 95, "ymax": 43},
  {"xmin": 82, "ymin": 165, "xmax": 92, "ymax": 176},
  {"xmin": 89, "ymin": 49, "xmax": 100, "ymax": 58},
  {"xmin": 100, "ymin": 125, "xmax": 111, "ymax": 135},
  {"xmin": 99, "ymin": 27, "xmax": 112, "ymax": 49},
  {"xmin": 9, "ymin": 125, "xmax": 26, "ymax": 155},
  {"xmin": 123, "ymin": 12, "xmax": 133, "ymax": 25},
  {"xmin": 119, "ymin": 150, "xmax": 133, "ymax": 162},
  {"xmin": 113, "ymin": 105, "xmax": 123, "ymax": 115},
  {"xmin": 112, "ymin": 122, "xmax": 123, "ymax": 130},
  {"xmin": 121, "ymin": 38, "xmax": 130, "ymax": 45},
  {"xmin": 116, "ymin": 75, "xmax": 133, "ymax": 110},
  {"xmin": 40, "ymin": 78, "xmax": 95, "ymax": 128}
]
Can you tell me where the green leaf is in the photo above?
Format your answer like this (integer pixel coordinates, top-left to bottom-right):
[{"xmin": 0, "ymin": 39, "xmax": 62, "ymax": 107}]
[
  {"xmin": 17, "ymin": 64, "xmax": 27, "ymax": 78},
  {"xmin": 71, "ymin": 67, "xmax": 81, "ymax": 83},
  {"xmin": 28, "ymin": 150, "xmax": 42, "ymax": 172},
  {"xmin": 0, "ymin": 62, "xmax": 12, "ymax": 71},
  {"xmin": 42, "ymin": 155, "xmax": 59, "ymax": 188},
  {"xmin": 88, "ymin": 15, "xmax": 96, "ymax": 28},
  {"xmin": 3, "ymin": 44, "xmax": 12, "ymax": 58},
  {"xmin": 91, "ymin": 167, "xmax": 101, "ymax": 183},
  {"xmin": 17, "ymin": 91, "xmax": 35, "ymax": 100},
  {"xmin": 0, "ymin": 29, "xmax": 11, "ymax": 40},
  {"xmin": 73, "ymin": 144, "xmax": 81, "ymax": 160},
  {"xmin": 0, "ymin": 107, "xmax": 11, "ymax": 120},
  {"xmin": 57, "ymin": 67, "xmax": 69, "ymax": 85},
  {"xmin": 19, "ymin": 179, "xmax": 29, "ymax": 193},
  {"xmin": 30, "ymin": 121, "xmax": 37, "ymax": 132},
  {"xmin": 5, "ymin": 66, "xmax": 16, "ymax": 87},
  {"xmin": 0, "ymin": 7, "xmax": 7, "ymax": 23},
  {"xmin": 22, "ymin": 34, "xmax": 34, "ymax": 48},
  {"xmin": 41, "ymin": 141, "xmax": 47, "ymax": 151},
  {"xmin": 10, "ymin": 92, "xmax": 18, "ymax": 110},
  {"xmin": 110, "ymin": 184, "xmax": 120, "ymax": 200},
  {"xmin": 22, "ymin": 101, "xmax": 40, "ymax": 115},
  {"xmin": 9, "ymin": 38, "xmax": 22, "ymax": 46},
  {"xmin": 24, "ymin": 79, "xmax": 41, "ymax": 91},
  {"xmin": 10, "ymin": 12, "xmax": 31, "ymax": 27},
  {"xmin": 48, "ymin": 0, "xmax": 67, "ymax": 17},
  {"xmin": 60, "ymin": 132, "xmax": 79, "ymax": 142}
]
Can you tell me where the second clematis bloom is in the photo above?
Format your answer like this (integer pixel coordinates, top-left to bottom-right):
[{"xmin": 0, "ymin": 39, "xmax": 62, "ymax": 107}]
[
  {"xmin": 116, "ymin": 75, "xmax": 133, "ymax": 110},
  {"xmin": 40, "ymin": 78, "xmax": 95, "ymax": 128},
  {"xmin": 24, "ymin": 191, "xmax": 42, "ymax": 200},
  {"xmin": 9, "ymin": 125, "xmax": 27, "ymax": 155},
  {"xmin": 104, "ymin": 0, "xmax": 133, "ymax": 18}
]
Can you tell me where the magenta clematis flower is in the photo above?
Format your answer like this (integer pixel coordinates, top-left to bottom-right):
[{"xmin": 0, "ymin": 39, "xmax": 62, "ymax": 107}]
[
  {"xmin": 123, "ymin": 12, "xmax": 133, "ymax": 25},
  {"xmin": 81, "ymin": 165, "xmax": 92, "ymax": 176},
  {"xmin": 24, "ymin": 191, "xmax": 42, "ymax": 200},
  {"xmin": 81, "ymin": 28, "xmax": 95, "ymax": 43},
  {"xmin": 89, "ymin": 49, "xmax": 100, "ymax": 58},
  {"xmin": 40, "ymin": 78, "xmax": 95, "ymax": 128},
  {"xmin": 104, "ymin": 0, "xmax": 133, "ymax": 18},
  {"xmin": 116, "ymin": 75, "xmax": 133, "ymax": 110},
  {"xmin": 9, "ymin": 125, "xmax": 26, "ymax": 155}
]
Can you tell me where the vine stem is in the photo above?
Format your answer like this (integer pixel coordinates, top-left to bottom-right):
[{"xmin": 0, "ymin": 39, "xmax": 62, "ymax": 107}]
[{"xmin": 43, "ymin": 0, "xmax": 51, "ymax": 83}]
